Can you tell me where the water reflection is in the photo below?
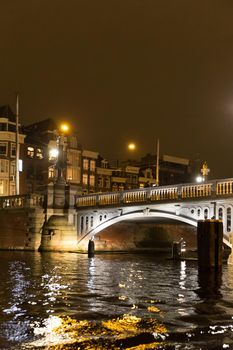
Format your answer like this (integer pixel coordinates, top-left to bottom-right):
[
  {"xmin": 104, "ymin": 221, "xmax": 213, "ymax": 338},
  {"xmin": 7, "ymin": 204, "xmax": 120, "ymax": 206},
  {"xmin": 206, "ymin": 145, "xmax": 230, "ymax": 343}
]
[{"xmin": 1, "ymin": 252, "xmax": 233, "ymax": 349}]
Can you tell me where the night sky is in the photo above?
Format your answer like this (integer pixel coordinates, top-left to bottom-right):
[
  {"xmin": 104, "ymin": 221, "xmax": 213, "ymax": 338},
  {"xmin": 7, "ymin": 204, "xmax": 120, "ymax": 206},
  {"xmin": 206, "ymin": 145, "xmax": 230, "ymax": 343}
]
[{"xmin": 1, "ymin": 0, "xmax": 233, "ymax": 179}]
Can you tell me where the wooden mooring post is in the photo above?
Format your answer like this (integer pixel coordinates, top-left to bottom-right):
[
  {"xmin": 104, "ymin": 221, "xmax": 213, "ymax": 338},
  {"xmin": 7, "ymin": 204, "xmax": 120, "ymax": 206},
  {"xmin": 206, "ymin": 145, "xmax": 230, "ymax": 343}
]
[
  {"xmin": 197, "ymin": 220, "xmax": 223, "ymax": 270},
  {"xmin": 88, "ymin": 239, "xmax": 95, "ymax": 258}
]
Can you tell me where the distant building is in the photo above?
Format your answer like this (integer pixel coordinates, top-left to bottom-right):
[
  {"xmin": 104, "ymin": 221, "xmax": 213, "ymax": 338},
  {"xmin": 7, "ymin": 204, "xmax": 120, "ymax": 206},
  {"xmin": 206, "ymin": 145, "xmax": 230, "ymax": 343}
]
[
  {"xmin": 140, "ymin": 153, "xmax": 192, "ymax": 186},
  {"xmin": 0, "ymin": 105, "xmax": 25, "ymax": 196},
  {"xmin": 22, "ymin": 118, "xmax": 83, "ymax": 194},
  {"xmin": 81, "ymin": 150, "xmax": 99, "ymax": 193}
]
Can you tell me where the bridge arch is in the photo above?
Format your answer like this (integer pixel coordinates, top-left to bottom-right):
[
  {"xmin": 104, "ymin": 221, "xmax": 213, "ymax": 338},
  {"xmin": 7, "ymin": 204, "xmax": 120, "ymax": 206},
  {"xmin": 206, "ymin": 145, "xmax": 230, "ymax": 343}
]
[{"xmin": 77, "ymin": 210, "xmax": 198, "ymax": 244}]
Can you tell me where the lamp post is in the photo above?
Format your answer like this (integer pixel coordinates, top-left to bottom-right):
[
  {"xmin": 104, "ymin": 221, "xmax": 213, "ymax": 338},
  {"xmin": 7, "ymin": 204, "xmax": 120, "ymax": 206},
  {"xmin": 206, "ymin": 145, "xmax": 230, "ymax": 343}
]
[{"xmin": 55, "ymin": 123, "xmax": 69, "ymax": 184}]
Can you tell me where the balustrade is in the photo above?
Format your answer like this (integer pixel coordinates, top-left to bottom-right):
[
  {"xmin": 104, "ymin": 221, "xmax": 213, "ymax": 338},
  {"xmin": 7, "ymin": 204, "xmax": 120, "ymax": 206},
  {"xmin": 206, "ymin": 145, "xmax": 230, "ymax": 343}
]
[
  {"xmin": 150, "ymin": 187, "xmax": 178, "ymax": 201},
  {"xmin": 76, "ymin": 195, "xmax": 97, "ymax": 207},
  {"xmin": 123, "ymin": 190, "xmax": 147, "ymax": 203},
  {"xmin": 75, "ymin": 179, "xmax": 233, "ymax": 208},
  {"xmin": 181, "ymin": 184, "xmax": 212, "ymax": 198},
  {"xmin": 0, "ymin": 194, "xmax": 44, "ymax": 209},
  {"xmin": 99, "ymin": 193, "xmax": 120, "ymax": 205},
  {"xmin": 216, "ymin": 180, "xmax": 233, "ymax": 195}
]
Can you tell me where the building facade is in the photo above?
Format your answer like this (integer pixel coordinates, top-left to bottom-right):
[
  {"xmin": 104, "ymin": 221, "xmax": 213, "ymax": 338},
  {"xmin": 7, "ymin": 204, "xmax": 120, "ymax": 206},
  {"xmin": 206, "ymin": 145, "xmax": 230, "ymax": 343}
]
[{"xmin": 0, "ymin": 105, "xmax": 25, "ymax": 196}]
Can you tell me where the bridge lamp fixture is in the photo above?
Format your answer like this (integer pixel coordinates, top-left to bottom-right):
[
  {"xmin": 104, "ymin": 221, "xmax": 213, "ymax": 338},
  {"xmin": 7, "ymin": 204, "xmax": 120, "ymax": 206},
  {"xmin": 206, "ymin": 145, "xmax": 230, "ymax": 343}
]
[{"xmin": 196, "ymin": 175, "xmax": 204, "ymax": 183}]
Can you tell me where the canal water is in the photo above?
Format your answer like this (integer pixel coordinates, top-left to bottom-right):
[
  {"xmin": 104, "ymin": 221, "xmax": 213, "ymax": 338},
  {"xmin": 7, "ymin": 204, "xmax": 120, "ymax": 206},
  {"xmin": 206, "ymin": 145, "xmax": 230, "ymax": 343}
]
[{"xmin": 0, "ymin": 251, "xmax": 233, "ymax": 349}]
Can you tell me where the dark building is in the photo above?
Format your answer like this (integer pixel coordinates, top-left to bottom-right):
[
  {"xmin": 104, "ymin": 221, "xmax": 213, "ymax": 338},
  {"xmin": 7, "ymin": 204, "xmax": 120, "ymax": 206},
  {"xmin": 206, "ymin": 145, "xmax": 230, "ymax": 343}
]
[
  {"xmin": 140, "ymin": 153, "xmax": 192, "ymax": 186},
  {"xmin": 22, "ymin": 118, "xmax": 83, "ymax": 194}
]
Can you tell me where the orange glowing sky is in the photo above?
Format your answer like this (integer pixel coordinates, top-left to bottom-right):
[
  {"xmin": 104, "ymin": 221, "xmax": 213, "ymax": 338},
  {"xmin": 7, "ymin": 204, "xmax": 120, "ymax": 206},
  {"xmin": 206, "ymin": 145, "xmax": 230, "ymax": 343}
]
[{"xmin": 1, "ymin": 1, "xmax": 233, "ymax": 178}]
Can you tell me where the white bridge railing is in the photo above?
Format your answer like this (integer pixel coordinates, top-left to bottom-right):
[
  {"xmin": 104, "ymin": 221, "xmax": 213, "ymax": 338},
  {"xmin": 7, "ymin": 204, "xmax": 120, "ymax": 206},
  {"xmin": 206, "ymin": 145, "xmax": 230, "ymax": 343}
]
[{"xmin": 76, "ymin": 178, "xmax": 233, "ymax": 207}]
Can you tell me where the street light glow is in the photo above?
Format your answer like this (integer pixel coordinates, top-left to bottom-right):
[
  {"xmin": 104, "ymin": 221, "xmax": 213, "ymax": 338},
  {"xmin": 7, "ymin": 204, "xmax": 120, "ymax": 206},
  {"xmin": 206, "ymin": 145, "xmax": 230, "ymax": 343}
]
[
  {"xmin": 60, "ymin": 123, "xmax": 69, "ymax": 133},
  {"xmin": 49, "ymin": 148, "xmax": 59, "ymax": 159},
  {"xmin": 196, "ymin": 176, "xmax": 203, "ymax": 183},
  {"xmin": 128, "ymin": 143, "xmax": 136, "ymax": 151}
]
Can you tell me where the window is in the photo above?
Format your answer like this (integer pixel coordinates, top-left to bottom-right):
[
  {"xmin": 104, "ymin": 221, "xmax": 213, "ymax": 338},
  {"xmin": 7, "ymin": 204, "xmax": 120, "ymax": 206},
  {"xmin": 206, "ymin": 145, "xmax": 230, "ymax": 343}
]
[
  {"xmin": 98, "ymin": 177, "xmax": 103, "ymax": 188},
  {"xmin": 36, "ymin": 148, "xmax": 43, "ymax": 159},
  {"xmin": 10, "ymin": 161, "xmax": 15, "ymax": 175},
  {"xmin": 90, "ymin": 175, "xmax": 95, "ymax": 186},
  {"xmin": 0, "ymin": 180, "xmax": 4, "ymax": 195},
  {"xmin": 0, "ymin": 179, "xmax": 8, "ymax": 195},
  {"xmin": 0, "ymin": 123, "xmax": 7, "ymax": 131},
  {"xmin": 11, "ymin": 143, "xmax": 16, "ymax": 157},
  {"xmin": 0, "ymin": 159, "xmax": 9, "ymax": 173},
  {"xmin": 204, "ymin": 208, "xmax": 208, "ymax": 220},
  {"xmin": 227, "ymin": 207, "xmax": 231, "ymax": 232},
  {"xmin": 10, "ymin": 182, "xmax": 15, "ymax": 196},
  {"xmin": 112, "ymin": 183, "xmax": 118, "ymax": 191},
  {"xmin": 104, "ymin": 178, "xmax": 110, "ymax": 189},
  {"xmin": 27, "ymin": 146, "xmax": 34, "ymax": 158},
  {"xmin": 82, "ymin": 174, "xmax": 88, "ymax": 185},
  {"xmin": 0, "ymin": 142, "xmax": 7, "ymax": 156},
  {"xmin": 67, "ymin": 167, "xmax": 79, "ymax": 182},
  {"xmin": 80, "ymin": 216, "xmax": 84, "ymax": 233},
  {"xmin": 218, "ymin": 208, "xmax": 223, "ymax": 220},
  {"xmin": 119, "ymin": 184, "xmax": 124, "ymax": 191},
  {"xmin": 83, "ymin": 159, "xmax": 89, "ymax": 170},
  {"xmin": 90, "ymin": 160, "xmax": 95, "ymax": 172},
  {"xmin": 48, "ymin": 167, "xmax": 55, "ymax": 178}
]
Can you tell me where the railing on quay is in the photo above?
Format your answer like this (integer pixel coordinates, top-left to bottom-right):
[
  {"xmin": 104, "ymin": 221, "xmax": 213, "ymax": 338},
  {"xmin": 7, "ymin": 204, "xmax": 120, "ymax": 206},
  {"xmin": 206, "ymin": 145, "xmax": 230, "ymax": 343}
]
[
  {"xmin": 75, "ymin": 178, "xmax": 233, "ymax": 208},
  {"xmin": 0, "ymin": 193, "xmax": 44, "ymax": 209}
]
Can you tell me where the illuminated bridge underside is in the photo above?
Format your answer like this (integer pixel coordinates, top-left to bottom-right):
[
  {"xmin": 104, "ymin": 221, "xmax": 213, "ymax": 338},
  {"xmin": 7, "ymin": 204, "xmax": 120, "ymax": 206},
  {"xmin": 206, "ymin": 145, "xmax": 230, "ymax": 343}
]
[{"xmin": 76, "ymin": 179, "xmax": 233, "ymax": 249}]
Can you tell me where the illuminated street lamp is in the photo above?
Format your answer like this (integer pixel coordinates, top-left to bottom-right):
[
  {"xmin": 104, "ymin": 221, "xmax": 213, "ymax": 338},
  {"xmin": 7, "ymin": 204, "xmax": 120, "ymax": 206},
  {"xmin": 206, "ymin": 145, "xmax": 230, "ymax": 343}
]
[
  {"xmin": 128, "ymin": 142, "xmax": 136, "ymax": 151},
  {"xmin": 196, "ymin": 175, "xmax": 204, "ymax": 183},
  {"xmin": 49, "ymin": 148, "xmax": 59, "ymax": 159},
  {"xmin": 55, "ymin": 123, "xmax": 70, "ymax": 184}
]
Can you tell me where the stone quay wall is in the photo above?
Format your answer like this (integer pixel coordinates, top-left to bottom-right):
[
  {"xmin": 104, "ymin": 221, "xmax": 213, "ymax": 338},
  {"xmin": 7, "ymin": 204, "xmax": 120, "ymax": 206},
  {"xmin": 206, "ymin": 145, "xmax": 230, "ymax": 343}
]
[{"xmin": 0, "ymin": 194, "xmax": 45, "ymax": 251}]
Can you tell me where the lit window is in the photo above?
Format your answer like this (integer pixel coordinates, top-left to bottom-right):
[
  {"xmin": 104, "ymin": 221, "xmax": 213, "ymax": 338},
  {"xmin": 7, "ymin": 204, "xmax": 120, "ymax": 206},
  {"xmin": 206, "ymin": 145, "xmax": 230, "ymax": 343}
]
[
  {"xmin": 0, "ymin": 142, "xmax": 7, "ymax": 156},
  {"xmin": 0, "ymin": 179, "xmax": 8, "ymax": 195},
  {"xmin": 82, "ymin": 174, "xmax": 88, "ymax": 185},
  {"xmin": 11, "ymin": 143, "xmax": 16, "ymax": 157},
  {"xmin": 27, "ymin": 146, "xmax": 34, "ymax": 158},
  {"xmin": 10, "ymin": 182, "xmax": 15, "ymax": 195},
  {"xmin": 0, "ymin": 180, "xmax": 4, "ymax": 195},
  {"xmin": 90, "ymin": 175, "xmax": 95, "ymax": 186},
  {"xmin": 67, "ymin": 167, "xmax": 73, "ymax": 181},
  {"xmin": 0, "ymin": 159, "xmax": 9, "ymax": 173},
  {"xmin": 112, "ymin": 183, "xmax": 118, "ymax": 191},
  {"xmin": 119, "ymin": 184, "xmax": 124, "ymax": 191},
  {"xmin": 83, "ymin": 159, "xmax": 89, "ymax": 170},
  {"xmin": 10, "ymin": 161, "xmax": 15, "ymax": 175},
  {"xmin": 48, "ymin": 167, "xmax": 55, "ymax": 178},
  {"xmin": 90, "ymin": 160, "xmax": 95, "ymax": 172},
  {"xmin": 36, "ymin": 148, "xmax": 43, "ymax": 159}
]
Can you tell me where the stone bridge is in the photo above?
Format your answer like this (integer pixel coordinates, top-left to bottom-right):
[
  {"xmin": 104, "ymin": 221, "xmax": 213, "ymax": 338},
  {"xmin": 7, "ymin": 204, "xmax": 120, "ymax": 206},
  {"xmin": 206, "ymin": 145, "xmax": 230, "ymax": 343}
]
[{"xmin": 75, "ymin": 178, "xmax": 233, "ymax": 251}]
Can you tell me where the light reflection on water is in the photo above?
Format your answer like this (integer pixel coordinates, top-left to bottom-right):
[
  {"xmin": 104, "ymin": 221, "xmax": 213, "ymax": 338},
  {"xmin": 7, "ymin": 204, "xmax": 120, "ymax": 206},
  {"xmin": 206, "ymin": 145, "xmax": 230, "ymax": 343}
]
[{"xmin": 0, "ymin": 252, "xmax": 233, "ymax": 349}]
